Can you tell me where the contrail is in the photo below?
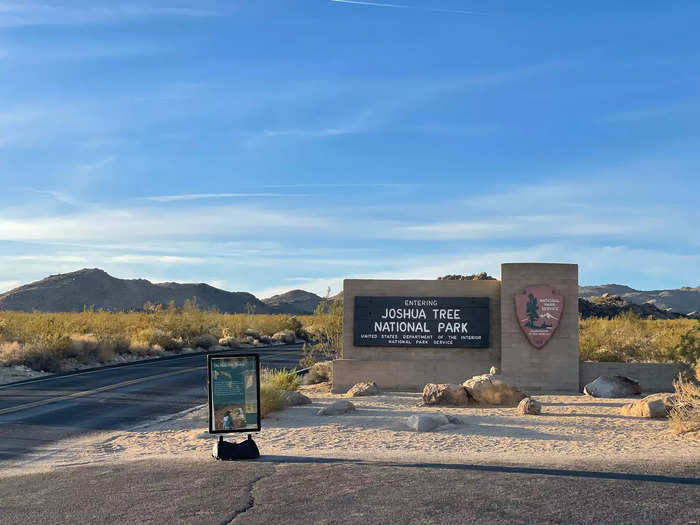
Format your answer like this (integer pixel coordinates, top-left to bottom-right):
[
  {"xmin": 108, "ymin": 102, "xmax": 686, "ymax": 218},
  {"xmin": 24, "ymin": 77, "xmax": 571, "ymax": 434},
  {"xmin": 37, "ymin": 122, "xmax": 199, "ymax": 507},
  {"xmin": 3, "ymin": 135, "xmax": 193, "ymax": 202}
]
[{"xmin": 329, "ymin": 0, "xmax": 484, "ymax": 15}]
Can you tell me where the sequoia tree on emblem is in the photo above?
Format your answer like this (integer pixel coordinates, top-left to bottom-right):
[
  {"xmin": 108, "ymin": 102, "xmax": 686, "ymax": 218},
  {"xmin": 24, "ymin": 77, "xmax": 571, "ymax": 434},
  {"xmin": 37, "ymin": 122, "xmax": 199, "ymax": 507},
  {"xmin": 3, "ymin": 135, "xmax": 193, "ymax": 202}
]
[{"xmin": 514, "ymin": 286, "xmax": 564, "ymax": 349}]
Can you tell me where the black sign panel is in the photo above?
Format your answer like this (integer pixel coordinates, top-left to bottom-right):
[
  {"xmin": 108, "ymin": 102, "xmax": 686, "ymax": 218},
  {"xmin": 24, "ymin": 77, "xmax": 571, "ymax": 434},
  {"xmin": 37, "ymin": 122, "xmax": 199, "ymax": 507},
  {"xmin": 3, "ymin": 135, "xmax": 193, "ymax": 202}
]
[{"xmin": 354, "ymin": 296, "xmax": 489, "ymax": 348}]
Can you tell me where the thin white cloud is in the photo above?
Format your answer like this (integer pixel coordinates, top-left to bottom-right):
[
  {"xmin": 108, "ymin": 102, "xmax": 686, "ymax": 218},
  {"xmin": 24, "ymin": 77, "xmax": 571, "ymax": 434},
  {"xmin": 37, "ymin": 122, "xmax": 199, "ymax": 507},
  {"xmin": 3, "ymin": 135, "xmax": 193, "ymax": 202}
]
[
  {"xmin": 110, "ymin": 254, "xmax": 206, "ymax": 265},
  {"xmin": 329, "ymin": 0, "xmax": 484, "ymax": 15},
  {"xmin": 0, "ymin": 280, "xmax": 21, "ymax": 293},
  {"xmin": 76, "ymin": 156, "xmax": 117, "ymax": 172},
  {"xmin": 0, "ymin": 3, "xmax": 214, "ymax": 28},
  {"xmin": 263, "ymin": 128, "xmax": 354, "ymax": 137},
  {"xmin": 145, "ymin": 193, "xmax": 315, "ymax": 202}
]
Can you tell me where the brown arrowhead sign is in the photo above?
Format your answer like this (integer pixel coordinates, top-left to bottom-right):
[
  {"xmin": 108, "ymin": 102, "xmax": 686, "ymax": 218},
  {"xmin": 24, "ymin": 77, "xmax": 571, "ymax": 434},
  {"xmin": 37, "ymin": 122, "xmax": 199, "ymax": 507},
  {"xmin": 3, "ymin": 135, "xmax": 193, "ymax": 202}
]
[{"xmin": 514, "ymin": 286, "xmax": 564, "ymax": 349}]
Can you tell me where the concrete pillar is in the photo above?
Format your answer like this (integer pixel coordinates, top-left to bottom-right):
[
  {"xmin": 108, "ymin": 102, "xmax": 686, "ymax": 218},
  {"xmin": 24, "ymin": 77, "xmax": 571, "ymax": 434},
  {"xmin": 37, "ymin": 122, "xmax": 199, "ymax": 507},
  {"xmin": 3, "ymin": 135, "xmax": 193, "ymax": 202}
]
[{"xmin": 500, "ymin": 263, "xmax": 579, "ymax": 392}]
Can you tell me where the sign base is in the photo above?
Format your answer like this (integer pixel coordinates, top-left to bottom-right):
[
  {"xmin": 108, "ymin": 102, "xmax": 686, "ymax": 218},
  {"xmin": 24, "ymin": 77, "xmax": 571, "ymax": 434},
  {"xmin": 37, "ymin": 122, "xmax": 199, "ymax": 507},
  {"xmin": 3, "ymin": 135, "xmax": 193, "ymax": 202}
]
[{"xmin": 212, "ymin": 434, "xmax": 260, "ymax": 461}]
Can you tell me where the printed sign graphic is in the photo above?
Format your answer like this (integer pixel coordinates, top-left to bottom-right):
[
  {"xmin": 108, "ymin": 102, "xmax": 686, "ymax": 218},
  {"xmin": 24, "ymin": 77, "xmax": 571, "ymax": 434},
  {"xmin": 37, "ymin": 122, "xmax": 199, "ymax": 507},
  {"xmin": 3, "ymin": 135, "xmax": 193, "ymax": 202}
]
[
  {"xmin": 514, "ymin": 286, "xmax": 564, "ymax": 349},
  {"xmin": 354, "ymin": 296, "xmax": 489, "ymax": 348},
  {"xmin": 208, "ymin": 354, "xmax": 260, "ymax": 433}
]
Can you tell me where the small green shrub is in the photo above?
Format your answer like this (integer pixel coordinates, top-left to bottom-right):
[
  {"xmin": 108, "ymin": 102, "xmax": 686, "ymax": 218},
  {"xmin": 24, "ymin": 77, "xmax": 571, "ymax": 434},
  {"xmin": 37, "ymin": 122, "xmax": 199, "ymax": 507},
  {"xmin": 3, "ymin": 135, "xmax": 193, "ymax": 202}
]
[
  {"xmin": 260, "ymin": 383, "xmax": 285, "ymax": 417},
  {"xmin": 263, "ymin": 368, "xmax": 300, "ymax": 392}
]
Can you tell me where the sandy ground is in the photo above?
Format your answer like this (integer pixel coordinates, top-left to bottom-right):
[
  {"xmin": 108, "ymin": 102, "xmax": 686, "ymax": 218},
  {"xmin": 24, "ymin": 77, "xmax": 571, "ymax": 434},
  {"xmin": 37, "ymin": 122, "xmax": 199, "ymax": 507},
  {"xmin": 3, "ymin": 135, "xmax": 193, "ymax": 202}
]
[{"xmin": 4, "ymin": 384, "xmax": 699, "ymax": 478}]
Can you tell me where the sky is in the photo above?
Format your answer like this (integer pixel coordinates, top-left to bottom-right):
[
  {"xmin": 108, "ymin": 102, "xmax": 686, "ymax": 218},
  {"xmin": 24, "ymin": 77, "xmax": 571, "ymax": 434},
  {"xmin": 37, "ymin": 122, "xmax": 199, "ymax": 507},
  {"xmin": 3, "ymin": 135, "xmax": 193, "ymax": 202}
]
[{"xmin": 0, "ymin": 1, "xmax": 698, "ymax": 298}]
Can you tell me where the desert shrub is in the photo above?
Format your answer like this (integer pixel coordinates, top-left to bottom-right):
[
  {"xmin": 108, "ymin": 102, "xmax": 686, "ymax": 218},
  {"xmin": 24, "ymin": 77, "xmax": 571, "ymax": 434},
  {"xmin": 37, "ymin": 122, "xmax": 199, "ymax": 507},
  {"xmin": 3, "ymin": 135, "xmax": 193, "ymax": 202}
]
[
  {"xmin": 130, "ymin": 328, "xmax": 181, "ymax": 351},
  {"xmin": 579, "ymin": 314, "xmax": 699, "ymax": 363},
  {"xmin": 304, "ymin": 360, "xmax": 333, "ymax": 385},
  {"xmin": 259, "ymin": 383, "xmax": 285, "ymax": 417},
  {"xmin": 67, "ymin": 334, "xmax": 99, "ymax": 362},
  {"xmin": 192, "ymin": 333, "xmax": 217, "ymax": 349},
  {"xmin": 668, "ymin": 376, "xmax": 700, "ymax": 436},
  {"xmin": 262, "ymin": 368, "xmax": 300, "ymax": 392},
  {"xmin": 0, "ymin": 342, "xmax": 63, "ymax": 373},
  {"xmin": 300, "ymin": 292, "xmax": 343, "ymax": 364}
]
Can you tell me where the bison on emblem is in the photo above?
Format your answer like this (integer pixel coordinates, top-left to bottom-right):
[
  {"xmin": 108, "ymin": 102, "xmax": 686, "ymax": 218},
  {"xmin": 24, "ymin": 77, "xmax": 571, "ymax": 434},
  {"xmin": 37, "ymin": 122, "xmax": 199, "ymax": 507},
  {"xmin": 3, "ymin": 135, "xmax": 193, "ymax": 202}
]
[{"xmin": 514, "ymin": 286, "xmax": 564, "ymax": 349}]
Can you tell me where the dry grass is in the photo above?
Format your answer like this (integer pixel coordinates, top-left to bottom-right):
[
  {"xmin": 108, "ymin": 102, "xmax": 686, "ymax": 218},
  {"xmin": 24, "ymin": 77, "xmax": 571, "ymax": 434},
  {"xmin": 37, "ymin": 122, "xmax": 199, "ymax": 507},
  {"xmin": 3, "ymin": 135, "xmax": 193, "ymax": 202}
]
[
  {"xmin": 669, "ymin": 376, "xmax": 700, "ymax": 436},
  {"xmin": 579, "ymin": 313, "xmax": 699, "ymax": 365},
  {"xmin": 0, "ymin": 308, "xmax": 302, "ymax": 372}
]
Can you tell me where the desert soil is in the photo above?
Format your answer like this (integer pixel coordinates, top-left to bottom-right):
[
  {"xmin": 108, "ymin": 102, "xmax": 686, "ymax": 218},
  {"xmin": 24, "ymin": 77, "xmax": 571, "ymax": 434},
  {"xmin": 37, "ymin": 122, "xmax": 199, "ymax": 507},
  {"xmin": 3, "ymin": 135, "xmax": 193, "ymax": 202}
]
[{"xmin": 3, "ymin": 383, "xmax": 698, "ymax": 478}]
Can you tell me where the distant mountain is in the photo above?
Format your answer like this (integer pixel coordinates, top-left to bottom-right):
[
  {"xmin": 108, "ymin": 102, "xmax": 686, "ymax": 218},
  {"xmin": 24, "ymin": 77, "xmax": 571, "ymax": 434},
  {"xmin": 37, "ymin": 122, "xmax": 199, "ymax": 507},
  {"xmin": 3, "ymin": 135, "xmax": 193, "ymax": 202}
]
[
  {"xmin": 0, "ymin": 269, "xmax": 273, "ymax": 314},
  {"xmin": 579, "ymin": 284, "xmax": 700, "ymax": 315},
  {"xmin": 262, "ymin": 289, "xmax": 324, "ymax": 315}
]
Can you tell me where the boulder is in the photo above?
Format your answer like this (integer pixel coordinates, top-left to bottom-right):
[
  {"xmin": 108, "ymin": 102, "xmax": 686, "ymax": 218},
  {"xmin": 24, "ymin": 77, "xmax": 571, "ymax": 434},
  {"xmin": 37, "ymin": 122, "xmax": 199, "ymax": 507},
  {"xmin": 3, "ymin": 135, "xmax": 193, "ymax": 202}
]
[
  {"xmin": 406, "ymin": 414, "xmax": 450, "ymax": 432},
  {"xmin": 244, "ymin": 329, "xmax": 262, "ymax": 341},
  {"xmin": 279, "ymin": 390, "xmax": 312, "ymax": 407},
  {"xmin": 583, "ymin": 375, "xmax": 641, "ymax": 398},
  {"xmin": 463, "ymin": 374, "xmax": 527, "ymax": 406},
  {"xmin": 620, "ymin": 393, "xmax": 676, "ymax": 418},
  {"xmin": 346, "ymin": 381, "xmax": 379, "ymax": 397},
  {"xmin": 317, "ymin": 400, "xmax": 355, "ymax": 416},
  {"xmin": 517, "ymin": 397, "xmax": 542, "ymax": 415},
  {"xmin": 422, "ymin": 383, "xmax": 471, "ymax": 406},
  {"xmin": 218, "ymin": 336, "xmax": 240, "ymax": 348},
  {"xmin": 272, "ymin": 330, "xmax": 296, "ymax": 344}
]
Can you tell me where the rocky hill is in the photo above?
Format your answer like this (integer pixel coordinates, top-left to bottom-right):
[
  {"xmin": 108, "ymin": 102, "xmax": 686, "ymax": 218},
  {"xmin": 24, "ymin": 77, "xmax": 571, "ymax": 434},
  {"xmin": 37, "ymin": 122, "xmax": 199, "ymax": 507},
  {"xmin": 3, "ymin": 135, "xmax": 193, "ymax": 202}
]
[
  {"xmin": 578, "ymin": 295, "xmax": 698, "ymax": 320},
  {"xmin": 579, "ymin": 284, "xmax": 700, "ymax": 315},
  {"xmin": 262, "ymin": 289, "xmax": 323, "ymax": 315},
  {"xmin": 0, "ymin": 269, "xmax": 272, "ymax": 314}
]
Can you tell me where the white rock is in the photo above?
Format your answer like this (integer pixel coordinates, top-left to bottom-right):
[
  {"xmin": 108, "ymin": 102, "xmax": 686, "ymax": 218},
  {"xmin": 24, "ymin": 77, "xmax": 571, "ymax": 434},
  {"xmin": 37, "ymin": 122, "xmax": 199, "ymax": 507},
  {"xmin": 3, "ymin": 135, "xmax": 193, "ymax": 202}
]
[
  {"xmin": 406, "ymin": 414, "xmax": 450, "ymax": 432},
  {"xmin": 317, "ymin": 400, "xmax": 355, "ymax": 416}
]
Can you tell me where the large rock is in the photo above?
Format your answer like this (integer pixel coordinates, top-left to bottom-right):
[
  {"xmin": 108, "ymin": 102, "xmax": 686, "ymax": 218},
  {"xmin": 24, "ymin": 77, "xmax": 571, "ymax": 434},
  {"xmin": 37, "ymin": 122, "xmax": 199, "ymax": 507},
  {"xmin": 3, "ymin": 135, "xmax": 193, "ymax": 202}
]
[
  {"xmin": 517, "ymin": 397, "xmax": 542, "ymax": 415},
  {"xmin": 463, "ymin": 374, "xmax": 527, "ymax": 406},
  {"xmin": 346, "ymin": 382, "xmax": 379, "ymax": 397},
  {"xmin": 279, "ymin": 390, "xmax": 312, "ymax": 407},
  {"xmin": 406, "ymin": 414, "xmax": 450, "ymax": 432},
  {"xmin": 317, "ymin": 400, "xmax": 355, "ymax": 416},
  {"xmin": 583, "ymin": 375, "xmax": 641, "ymax": 398},
  {"xmin": 620, "ymin": 393, "xmax": 676, "ymax": 418},
  {"xmin": 422, "ymin": 383, "xmax": 471, "ymax": 406},
  {"xmin": 272, "ymin": 330, "xmax": 296, "ymax": 344},
  {"xmin": 218, "ymin": 336, "xmax": 240, "ymax": 348}
]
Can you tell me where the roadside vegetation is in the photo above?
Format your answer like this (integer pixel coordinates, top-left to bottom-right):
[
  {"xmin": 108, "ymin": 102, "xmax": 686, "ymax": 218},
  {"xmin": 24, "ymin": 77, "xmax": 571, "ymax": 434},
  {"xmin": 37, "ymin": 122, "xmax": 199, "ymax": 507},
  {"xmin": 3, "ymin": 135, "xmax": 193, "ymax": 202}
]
[
  {"xmin": 1, "ymin": 297, "xmax": 698, "ymax": 378},
  {"xmin": 579, "ymin": 312, "xmax": 699, "ymax": 371},
  {"xmin": 0, "ymin": 303, "xmax": 302, "ymax": 373},
  {"xmin": 260, "ymin": 367, "xmax": 299, "ymax": 417},
  {"xmin": 669, "ymin": 376, "xmax": 700, "ymax": 436}
]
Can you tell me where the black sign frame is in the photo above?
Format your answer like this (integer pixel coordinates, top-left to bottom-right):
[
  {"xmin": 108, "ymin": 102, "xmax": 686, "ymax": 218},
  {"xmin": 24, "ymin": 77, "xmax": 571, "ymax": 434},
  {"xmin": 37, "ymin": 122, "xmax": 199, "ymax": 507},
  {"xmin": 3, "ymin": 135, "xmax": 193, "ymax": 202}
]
[
  {"xmin": 207, "ymin": 353, "xmax": 261, "ymax": 434},
  {"xmin": 354, "ymin": 296, "xmax": 489, "ymax": 348}
]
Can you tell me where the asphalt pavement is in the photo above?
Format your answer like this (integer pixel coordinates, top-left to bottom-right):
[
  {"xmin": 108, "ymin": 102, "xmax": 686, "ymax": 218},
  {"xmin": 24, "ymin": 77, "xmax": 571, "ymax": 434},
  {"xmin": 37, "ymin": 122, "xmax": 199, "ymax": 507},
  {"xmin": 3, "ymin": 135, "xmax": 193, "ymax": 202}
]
[
  {"xmin": 1, "ymin": 457, "xmax": 698, "ymax": 524},
  {"xmin": 0, "ymin": 345, "xmax": 304, "ymax": 463}
]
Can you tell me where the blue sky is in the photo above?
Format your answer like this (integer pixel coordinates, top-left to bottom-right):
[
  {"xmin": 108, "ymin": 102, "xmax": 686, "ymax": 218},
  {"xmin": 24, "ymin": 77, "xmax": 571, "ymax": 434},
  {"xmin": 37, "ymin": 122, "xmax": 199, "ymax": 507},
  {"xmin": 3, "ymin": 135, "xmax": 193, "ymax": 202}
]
[{"xmin": 0, "ymin": 0, "xmax": 698, "ymax": 297}]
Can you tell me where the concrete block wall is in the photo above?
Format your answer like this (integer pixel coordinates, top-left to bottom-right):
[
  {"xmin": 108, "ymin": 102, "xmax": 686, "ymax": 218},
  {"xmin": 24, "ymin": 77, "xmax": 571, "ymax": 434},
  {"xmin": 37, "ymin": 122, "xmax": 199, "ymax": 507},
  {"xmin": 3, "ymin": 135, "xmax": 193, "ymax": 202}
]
[
  {"xmin": 500, "ymin": 263, "xmax": 579, "ymax": 392},
  {"xmin": 333, "ymin": 279, "xmax": 501, "ymax": 393}
]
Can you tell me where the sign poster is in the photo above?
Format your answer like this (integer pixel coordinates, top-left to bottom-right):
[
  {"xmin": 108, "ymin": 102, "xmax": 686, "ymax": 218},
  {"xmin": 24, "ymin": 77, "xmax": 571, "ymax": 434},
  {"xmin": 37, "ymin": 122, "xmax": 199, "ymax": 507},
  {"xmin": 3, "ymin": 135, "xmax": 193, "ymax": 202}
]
[
  {"xmin": 514, "ymin": 286, "xmax": 564, "ymax": 349},
  {"xmin": 208, "ymin": 354, "xmax": 261, "ymax": 433},
  {"xmin": 354, "ymin": 296, "xmax": 489, "ymax": 348}
]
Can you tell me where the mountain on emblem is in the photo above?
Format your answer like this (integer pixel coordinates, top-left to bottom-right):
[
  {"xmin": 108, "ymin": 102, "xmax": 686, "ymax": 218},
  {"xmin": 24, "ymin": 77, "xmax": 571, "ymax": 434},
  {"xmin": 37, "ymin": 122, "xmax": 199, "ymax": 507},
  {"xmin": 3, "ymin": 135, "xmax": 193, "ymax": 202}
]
[{"xmin": 514, "ymin": 286, "xmax": 564, "ymax": 349}]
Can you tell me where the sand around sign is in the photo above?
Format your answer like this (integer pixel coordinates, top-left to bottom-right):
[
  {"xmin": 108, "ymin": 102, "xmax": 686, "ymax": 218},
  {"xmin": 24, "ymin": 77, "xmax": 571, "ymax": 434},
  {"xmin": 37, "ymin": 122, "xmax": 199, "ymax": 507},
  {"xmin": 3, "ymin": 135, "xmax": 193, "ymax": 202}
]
[{"xmin": 4, "ymin": 386, "xmax": 698, "ymax": 478}]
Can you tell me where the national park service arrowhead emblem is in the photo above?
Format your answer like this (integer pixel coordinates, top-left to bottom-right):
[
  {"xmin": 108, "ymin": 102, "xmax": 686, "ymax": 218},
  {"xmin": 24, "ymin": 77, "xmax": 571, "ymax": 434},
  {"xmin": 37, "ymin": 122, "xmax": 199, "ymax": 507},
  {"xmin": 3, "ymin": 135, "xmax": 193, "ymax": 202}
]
[{"xmin": 514, "ymin": 286, "xmax": 564, "ymax": 349}]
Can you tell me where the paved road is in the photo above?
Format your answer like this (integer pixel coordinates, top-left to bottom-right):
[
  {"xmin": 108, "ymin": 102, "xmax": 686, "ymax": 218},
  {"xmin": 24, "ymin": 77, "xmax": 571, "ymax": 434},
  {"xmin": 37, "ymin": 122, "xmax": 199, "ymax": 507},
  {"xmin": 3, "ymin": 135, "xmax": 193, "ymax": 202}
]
[
  {"xmin": 0, "ymin": 345, "xmax": 304, "ymax": 463},
  {"xmin": 1, "ymin": 457, "xmax": 698, "ymax": 524}
]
